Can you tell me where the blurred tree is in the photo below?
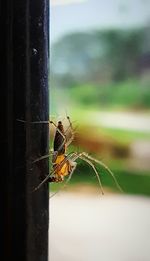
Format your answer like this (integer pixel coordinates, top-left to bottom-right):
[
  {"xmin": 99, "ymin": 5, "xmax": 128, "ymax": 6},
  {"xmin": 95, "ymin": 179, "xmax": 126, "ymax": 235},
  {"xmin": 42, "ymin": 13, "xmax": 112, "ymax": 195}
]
[{"xmin": 51, "ymin": 28, "xmax": 144, "ymax": 87}]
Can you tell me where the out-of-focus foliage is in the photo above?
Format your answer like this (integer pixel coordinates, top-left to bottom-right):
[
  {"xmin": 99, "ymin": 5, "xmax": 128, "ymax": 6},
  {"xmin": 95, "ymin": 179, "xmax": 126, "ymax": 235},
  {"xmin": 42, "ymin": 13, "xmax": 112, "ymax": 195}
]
[
  {"xmin": 51, "ymin": 27, "xmax": 150, "ymax": 86},
  {"xmin": 51, "ymin": 27, "xmax": 150, "ymax": 110},
  {"xmin": 67, "ymin": 79, "xmax": 150, "ymax": 109}
]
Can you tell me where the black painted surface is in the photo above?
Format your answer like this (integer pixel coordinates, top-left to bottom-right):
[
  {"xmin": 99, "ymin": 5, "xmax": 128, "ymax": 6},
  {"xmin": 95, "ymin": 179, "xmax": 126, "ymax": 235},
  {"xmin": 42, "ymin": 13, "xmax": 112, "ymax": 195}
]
[{"xmin": 0, "ymin": 1, "xmax": 49, "ymax": 260}]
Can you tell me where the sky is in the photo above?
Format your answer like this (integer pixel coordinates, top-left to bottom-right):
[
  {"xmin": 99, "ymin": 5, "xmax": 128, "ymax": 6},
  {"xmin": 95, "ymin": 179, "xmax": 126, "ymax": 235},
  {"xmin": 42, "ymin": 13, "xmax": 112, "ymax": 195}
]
[{"xmin": 50, "ymin": 0, "xmax": 150, "ymax": 43}]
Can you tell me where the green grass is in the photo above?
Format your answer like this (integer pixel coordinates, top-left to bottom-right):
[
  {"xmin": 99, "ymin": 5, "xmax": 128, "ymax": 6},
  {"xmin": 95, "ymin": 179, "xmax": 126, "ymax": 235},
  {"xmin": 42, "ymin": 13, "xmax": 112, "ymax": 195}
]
[{"xmin": 66, "ymin": 78, "xmax": 150, "ymax": 110}]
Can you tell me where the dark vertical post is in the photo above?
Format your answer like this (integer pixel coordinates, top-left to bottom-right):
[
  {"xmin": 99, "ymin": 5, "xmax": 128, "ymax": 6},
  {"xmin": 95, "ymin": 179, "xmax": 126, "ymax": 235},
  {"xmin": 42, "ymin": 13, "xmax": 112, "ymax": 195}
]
[{"xmin": 0, "ymin": 1, "xmax": 49, "ymax": 261}]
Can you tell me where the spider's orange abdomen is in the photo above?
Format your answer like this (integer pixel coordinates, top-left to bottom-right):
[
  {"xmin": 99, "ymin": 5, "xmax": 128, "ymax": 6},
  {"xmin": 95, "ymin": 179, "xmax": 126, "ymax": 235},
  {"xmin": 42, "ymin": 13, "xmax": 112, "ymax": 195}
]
[{"xmin": 54, "ymin": 155, "xmax": 70, "ymax": 177}]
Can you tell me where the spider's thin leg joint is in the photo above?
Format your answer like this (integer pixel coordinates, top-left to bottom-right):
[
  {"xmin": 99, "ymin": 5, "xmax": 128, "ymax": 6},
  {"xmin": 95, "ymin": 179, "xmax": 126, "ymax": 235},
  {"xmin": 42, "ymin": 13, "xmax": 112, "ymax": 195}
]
[
  {"xmin": 32, "ymin": 152, "xmax": 52, "ymax": 164},
  {"xmin": 68, "ymin": 152, "xmax": 104, "ymax": 195},
  {"xmin": 79, "ymin": 154, "xmax": 104, "ymax": 195},
  {"xmin": 81, "ymin": 152, "xmax": 123, "ymax": 193}
]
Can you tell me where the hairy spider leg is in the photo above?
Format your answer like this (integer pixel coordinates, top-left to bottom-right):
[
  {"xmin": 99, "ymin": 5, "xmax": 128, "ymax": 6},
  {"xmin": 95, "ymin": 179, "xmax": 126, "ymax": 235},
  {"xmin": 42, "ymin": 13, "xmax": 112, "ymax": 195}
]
[
  {"xmin": 65, "ymin": 116, "xmax": 75, "ymax": 147},
  {"xmin": 79, "ymin": 155, "xmax": 104, "ymax": 195},
  {"xmin": 79, "ymin": 152, "xmax": 123, "ymax": 193},
  {"xmin": 33, "ymin": 151, "xmax": 53, "ymax": 163}
]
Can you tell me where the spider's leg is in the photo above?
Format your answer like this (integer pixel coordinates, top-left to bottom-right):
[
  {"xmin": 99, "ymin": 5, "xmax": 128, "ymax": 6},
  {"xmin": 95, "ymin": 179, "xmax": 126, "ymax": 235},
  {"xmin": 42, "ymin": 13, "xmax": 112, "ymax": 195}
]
[
  {"xmin": 66, "ymin": 135, "xmax": 74, "ymax": 148},
  {"xmin": 65, "ymin": 116, "xmax": 75, "ymax": 147},
  {"xmin": 32, "ymin": 150, "xmax": 53, "ymax": 163},
  {"xmin": 81, "ymin": 152, "xmax": 123, "ymax": 193},
  {"xmin": 33, "ymin": 168, "xmax": 55, "ymax": 192},
  {"xmin": 74, "ymin": 153, "xmax": 104, "ymax": 195},
  {"xmin": 17, "ymin": 119, "xmax": 50, "ymax": 124}
]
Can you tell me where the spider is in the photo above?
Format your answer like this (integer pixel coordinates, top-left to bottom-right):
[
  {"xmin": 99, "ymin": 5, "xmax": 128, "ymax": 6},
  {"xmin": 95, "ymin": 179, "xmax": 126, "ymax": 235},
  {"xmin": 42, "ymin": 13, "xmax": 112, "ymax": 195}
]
[{"xmin": 33, "ymin": 116, "xmax": 123, "ymax": 196}]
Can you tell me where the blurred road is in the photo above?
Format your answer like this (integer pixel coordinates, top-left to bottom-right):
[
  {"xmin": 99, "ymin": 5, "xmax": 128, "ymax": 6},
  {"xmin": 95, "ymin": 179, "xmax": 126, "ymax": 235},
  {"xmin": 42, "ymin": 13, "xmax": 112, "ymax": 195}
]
[
  {"xmin": 49, "ymin": 192, "xmax": 150, "ymax": 261},
  {"xmin": 86, "ymin": 111, "xmax": 150, "ymax": 132}
]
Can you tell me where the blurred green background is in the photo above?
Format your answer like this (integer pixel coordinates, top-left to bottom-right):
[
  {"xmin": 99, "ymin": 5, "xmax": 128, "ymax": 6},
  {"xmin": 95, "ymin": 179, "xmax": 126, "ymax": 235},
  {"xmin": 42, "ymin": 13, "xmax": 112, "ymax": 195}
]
[{"xmin": 50, "ymin": 0, "xmax": 150, "ymax": 196}]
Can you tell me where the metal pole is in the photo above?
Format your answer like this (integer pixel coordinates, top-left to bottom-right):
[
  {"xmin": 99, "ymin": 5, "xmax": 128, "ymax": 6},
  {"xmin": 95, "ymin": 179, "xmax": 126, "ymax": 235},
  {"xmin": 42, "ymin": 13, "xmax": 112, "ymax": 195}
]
[{"xmin": 0, "ymin": 1, "xmax": 49, "ymax": 260}]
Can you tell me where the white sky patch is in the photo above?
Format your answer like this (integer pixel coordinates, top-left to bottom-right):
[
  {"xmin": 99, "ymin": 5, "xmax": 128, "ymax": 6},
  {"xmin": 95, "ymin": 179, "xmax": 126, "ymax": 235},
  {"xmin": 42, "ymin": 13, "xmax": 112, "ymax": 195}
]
[
  {"xmin": 51, "ymin": 0, "xmax": 87, "ymax": 6},
  {"xmin": 51, "ymin": 0, "xmax": 150, "ymax": 43}
]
